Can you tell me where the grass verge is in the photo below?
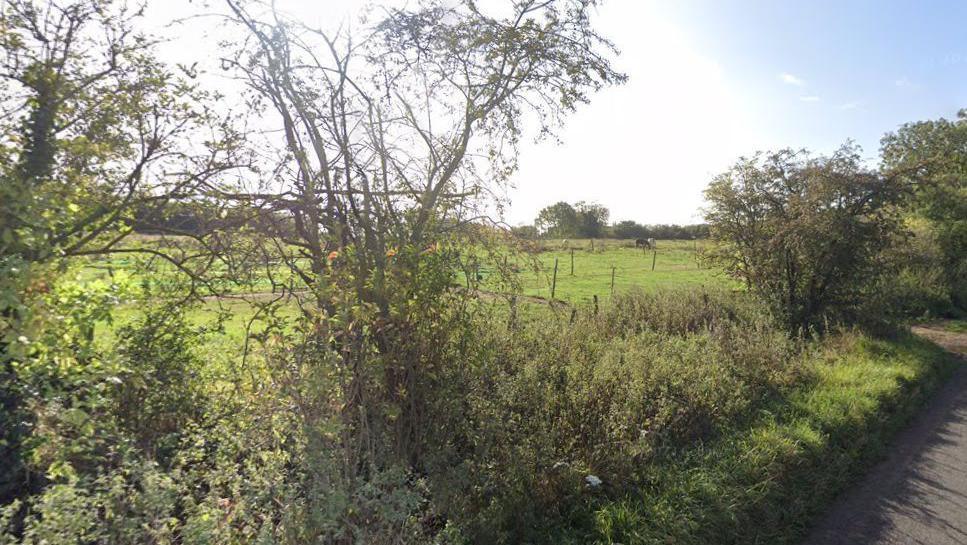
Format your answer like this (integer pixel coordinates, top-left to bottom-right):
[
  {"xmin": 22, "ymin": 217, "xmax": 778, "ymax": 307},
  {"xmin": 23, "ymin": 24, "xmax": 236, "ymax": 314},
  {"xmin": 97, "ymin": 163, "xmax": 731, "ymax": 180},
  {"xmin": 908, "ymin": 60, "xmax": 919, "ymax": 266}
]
[{"xmin": 591, "ymin": 330, "xmax": 960, "ymax": 545}]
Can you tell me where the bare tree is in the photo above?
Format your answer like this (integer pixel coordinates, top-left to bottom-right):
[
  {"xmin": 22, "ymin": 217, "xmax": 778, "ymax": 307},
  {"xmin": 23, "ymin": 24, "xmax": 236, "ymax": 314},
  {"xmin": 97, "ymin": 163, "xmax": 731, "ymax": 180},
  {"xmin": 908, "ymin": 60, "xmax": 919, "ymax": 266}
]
[
  {"xmin": 212, "ymin": 0, "xmax": 625, "ymax": 470},
  {"xmin": 215, "ymin": 0, "xmax": 624, "ymax": 306}
]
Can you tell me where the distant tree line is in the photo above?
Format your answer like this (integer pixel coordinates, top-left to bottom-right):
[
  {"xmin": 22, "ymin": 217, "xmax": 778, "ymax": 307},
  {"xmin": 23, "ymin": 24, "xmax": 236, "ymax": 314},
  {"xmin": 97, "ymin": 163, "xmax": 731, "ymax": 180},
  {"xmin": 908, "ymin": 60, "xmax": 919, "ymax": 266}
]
[
  {"xmin": 611, "ymin": 221, "xmax": 709, "ymax": 240},
  {"xmin": 517, "ymin": 200, "xmax": 708, "ymax": 239}
]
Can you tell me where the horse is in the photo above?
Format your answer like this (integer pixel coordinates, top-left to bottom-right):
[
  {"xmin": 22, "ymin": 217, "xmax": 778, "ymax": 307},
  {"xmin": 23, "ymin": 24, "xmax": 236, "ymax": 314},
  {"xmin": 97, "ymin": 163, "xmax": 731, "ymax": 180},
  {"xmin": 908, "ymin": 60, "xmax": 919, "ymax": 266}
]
[{"xmin": 635, "ymin": 238, "xmax": 653, "ymax": 249}]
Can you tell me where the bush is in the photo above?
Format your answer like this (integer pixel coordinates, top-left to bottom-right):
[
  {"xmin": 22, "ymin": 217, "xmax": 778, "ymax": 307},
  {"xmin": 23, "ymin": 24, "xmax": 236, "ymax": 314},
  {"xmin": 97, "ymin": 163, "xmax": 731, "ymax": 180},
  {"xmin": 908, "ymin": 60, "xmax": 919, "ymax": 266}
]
[
  {"xmin": 112, "ymin": 308, "xmax": 209, "ymax": 462},
  {"xmin": 863, "ymin": 221, "xmax": 960, "ymax": 322},
  {"xmin": 425, "ymin": 288, "xmax": 801, "ymax": 542},
  {"xmin": 3, "ymin": 280, "xmax": 948, "ymax": 545},
  {"xmin": 704, "ymin": 145, "xmax": 905, "ymax": 335}
]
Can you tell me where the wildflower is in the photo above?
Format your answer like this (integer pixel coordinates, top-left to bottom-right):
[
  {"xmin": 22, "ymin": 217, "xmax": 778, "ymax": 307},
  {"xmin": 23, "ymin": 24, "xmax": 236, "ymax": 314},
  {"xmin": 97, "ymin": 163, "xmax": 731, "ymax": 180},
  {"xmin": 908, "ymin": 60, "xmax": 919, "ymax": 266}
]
[
  {"xmin": 585, "ymin": 475, "xmax": 603, "ymax": 488},
  {"xmin": 327, "ymin": 250, "xmax": 339, "ymax": 262},
  {"xmin": 17, "ymin": 336, "xmax": 29, "ymax": 344},
  {"xmin": 386, "ymin": 248, "xmax": 397, "ymax": 258}
]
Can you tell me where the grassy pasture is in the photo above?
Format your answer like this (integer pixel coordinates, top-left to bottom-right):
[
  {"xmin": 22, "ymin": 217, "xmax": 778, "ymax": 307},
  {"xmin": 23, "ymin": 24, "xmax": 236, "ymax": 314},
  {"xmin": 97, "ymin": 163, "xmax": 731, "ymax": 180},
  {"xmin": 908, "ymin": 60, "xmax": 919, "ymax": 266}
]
[
  {"xmin": 78, "ymin": 238, "xmax": 730, "ymax": 311},
  {"xmin": 78, "ymin": 238, "xmax": 732, "ymax": 346},
  {"xmin": 508, "ymin": 239, "xmax": 732, "ymax": 303}
]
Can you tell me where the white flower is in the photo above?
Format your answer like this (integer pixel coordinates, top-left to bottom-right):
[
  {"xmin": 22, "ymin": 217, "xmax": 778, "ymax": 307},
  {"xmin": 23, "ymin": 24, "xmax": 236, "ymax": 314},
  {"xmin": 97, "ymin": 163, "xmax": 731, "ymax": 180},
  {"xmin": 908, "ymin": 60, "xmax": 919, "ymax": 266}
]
[
  {"xmin": 17, "ymin": 336, "xmax": 28, "ymax": 344},
  {"xmin": 585, "ymin": 474, "xmax": 603, "ymax": 488}
]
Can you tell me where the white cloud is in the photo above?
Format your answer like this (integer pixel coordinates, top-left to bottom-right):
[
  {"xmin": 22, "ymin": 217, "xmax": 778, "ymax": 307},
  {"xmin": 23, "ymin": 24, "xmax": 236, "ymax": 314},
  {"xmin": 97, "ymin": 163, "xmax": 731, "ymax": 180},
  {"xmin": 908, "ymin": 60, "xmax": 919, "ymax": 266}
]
[
  {"xmin": 780, "ymin": 72, "xmax": 805, "ymax": 86},
  {"xmin": 799, "ymin": 95, "xmax": 821, "ymax": 102},
  {"xmin": 839, "ymin": 101, "xmax": 861, "ymax": 110},
  {"xmin": 895, "ymin": 77, "xmax": 915, "ymax": 88}
]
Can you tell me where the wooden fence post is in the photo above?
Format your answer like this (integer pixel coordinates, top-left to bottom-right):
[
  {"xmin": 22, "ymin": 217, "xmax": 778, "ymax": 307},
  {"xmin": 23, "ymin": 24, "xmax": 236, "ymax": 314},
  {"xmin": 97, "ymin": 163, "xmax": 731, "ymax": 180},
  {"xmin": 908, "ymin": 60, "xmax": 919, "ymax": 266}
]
[
  {"xmin": 610, "ymin": 265, "xmax": 616, "ymax": 295},
  {"xmin": 551, "ymin": 257, "xmax": 559, "ymax": 300},
  {"xmin": 508, "ymin": 295, "xmax": 518, "ymax": 331},
  {"xmin": 593, "ymin": 294, "xmax": 599, "ymax": 315},
  {"xmin": 651, "ymin": 250, "xmax": 657, "ymax": 271},
  {"xmin": 570, "ymin": 248, "xmax": 575, "ymax": 276}
]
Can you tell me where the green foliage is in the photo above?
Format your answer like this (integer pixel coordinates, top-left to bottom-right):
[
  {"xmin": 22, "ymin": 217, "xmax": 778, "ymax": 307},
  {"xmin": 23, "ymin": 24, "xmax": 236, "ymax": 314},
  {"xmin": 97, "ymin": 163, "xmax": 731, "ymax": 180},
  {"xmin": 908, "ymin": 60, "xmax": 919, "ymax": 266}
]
[
  {"xmin": 0, "ymin": 257, "xmax": 32, "ymax": 503},
  {"xmin": 610, "ymin": 221, "xmax": 709, "ymax": 240},
  {"xmin": 704, "ymin": 145, "xmax": 905, "ymax": 334},
  {"xmin": 0, "ymin": 266, "xmax": 131, "ymax": 503},
  {"xmin": 422, "ymin": 289, "xmax": 801, "ymax": 543},
  {"xmin": 2, "ymin": 263, "xmax": 958, "ymax": 545},
  {"xmin": 591, "ymin": 331, "xmax": 956, "ymax": 545},
  {"xmin": 573, "ymin": 202, "xmax": 611, "ymax": 238},
  {"xmin": 0, "ymin": 0, "xmax": 231, "ymax": 265},
  {"xmin": 862, "ymin": 219, "xmax": 957, "ymax": 320},
  {"xmin": 9, "ymin": 459, "xmax": 183, "ymax": 545},
  {"xmin": 881, "ymin": 109, "xmax": 967, "ymax": 310},
  {"xmin": 535, "ymin": 201, "xmax": 611, "ymax": 238},
  {"xmin": 112, "ymin": 307, "xmax": 209, "ymax": 461},
  {"xmin": 510, "ymin": 224, "xmax": 540, "ymax": 239},
  {"xmin": 536, "ymin": 201, "xmax": 581, "ymax": 238},
  {"xmin": 2, "ymin": 3, "xmax": 962, "ymax": 545},
  {"xmin": 611, "ymin": 220, "xmax": 651, "ymax": 239}
]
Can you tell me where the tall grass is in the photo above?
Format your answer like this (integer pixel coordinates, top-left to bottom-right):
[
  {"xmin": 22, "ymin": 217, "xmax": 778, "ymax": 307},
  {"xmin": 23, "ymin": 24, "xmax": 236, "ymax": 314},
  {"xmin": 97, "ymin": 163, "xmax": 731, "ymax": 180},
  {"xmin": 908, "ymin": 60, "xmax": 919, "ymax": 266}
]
[
  {"xmin": 590, "ymin": 331, "xmax": 957, "ymax": 545},
  {"xmin": 419, "ymin": 288, "xmax": 804, "ymax": 542},
  {"xmin": 5, "ymin": 285, "xmax": 957, "ymax": 544}
]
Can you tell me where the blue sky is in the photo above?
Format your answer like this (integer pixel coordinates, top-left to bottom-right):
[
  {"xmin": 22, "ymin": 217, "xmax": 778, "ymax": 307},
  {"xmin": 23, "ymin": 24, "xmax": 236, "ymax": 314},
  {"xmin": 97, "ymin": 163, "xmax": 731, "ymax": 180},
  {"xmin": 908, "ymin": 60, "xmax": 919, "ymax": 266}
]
[
  {"xmin": 507, "ymin": 0, "xmax": 967, "ymax": 225},
  {"xmin": 666, "ymin": 0, "xmax": 967, "ymax": 156}
]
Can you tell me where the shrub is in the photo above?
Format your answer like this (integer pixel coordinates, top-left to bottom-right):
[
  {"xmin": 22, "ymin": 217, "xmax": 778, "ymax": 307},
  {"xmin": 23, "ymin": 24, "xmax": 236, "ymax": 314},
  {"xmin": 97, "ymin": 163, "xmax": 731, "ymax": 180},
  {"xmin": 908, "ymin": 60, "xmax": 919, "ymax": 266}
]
[
  {"xmin": 112, "ymin": 307, "xmax": 209, "ymax": 462},
  {"xmin": 860, "ymin": 220, "xmax": 960, "ymax": 323},
  {"xmin": 426, "ymin": 289, "xmax": 801, "ymax": 542},
  {"xmin": 704, "ymin": 145, "xmax": 905, "ymax": 335}
]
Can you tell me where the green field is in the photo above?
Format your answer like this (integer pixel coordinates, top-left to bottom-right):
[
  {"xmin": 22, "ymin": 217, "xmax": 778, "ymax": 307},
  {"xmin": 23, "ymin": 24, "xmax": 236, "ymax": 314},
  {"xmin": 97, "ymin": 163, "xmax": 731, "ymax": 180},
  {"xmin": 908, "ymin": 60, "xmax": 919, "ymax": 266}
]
[
  {"xmin": 511, "ymin": 239, "xmax": 731, "ymax": 303},
  {"xmin": 82, "ymin": 238, "xmax": 730, "ymax": 323}
]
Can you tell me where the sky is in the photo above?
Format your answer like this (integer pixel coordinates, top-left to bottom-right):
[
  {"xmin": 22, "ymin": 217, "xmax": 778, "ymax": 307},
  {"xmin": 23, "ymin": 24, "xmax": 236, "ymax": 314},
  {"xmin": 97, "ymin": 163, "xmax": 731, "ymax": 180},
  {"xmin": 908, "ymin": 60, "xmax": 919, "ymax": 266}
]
[
  {"xmin": 508, "ymin": 0, "xmax": 967, "ymax": 225},
  {"xmin": 146, "ymin": 0, "xmax": 967, "ymax": 226}
]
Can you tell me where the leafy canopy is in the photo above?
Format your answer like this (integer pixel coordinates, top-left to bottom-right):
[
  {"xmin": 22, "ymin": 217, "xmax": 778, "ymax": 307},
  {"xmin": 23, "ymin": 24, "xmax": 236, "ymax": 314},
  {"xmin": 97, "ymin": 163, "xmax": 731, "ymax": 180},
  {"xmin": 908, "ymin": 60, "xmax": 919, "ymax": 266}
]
[
  {"xmin": 881, "ymin": 110, "xmax": 967, "ymax": 308},
  {"xmin": 704, "ymin": 145, "xmax": 904, "ymax": 334}
]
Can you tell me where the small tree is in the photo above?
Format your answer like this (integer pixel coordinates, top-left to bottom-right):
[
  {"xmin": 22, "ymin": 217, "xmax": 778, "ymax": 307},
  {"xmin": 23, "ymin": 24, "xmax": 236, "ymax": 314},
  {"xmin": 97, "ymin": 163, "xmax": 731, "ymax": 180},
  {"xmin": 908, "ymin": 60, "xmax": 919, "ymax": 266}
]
[
  {"xmin": 0, "ymin": 1, "xmax": 237, "ymax": 265},
  {"xmin": 0, "ymin": 0, "xmax": 237, "ymax": 506},
  {"xmin": 574, "ymin": 200, "xmax": 610, "ymax": 237},
  {"xmin": 216, "ymin": 0, "xmax": 623, "ymax": 478},
  {"xmin": 704, "ymin": 145, "xmax": 904, "ymax": 334},
  {"xmin": 536, "ymin": 201, "xmax": 580, "ymax": 237}
]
